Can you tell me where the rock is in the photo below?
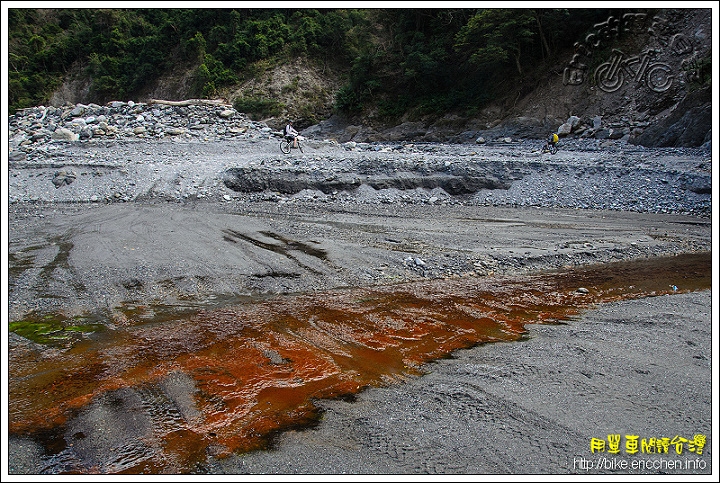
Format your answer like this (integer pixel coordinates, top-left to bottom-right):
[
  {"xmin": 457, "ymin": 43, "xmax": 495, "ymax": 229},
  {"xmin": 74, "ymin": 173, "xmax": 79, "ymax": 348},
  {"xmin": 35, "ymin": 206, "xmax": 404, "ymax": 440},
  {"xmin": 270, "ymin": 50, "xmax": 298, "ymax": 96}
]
[
  {"xmin": 608, "ymin": 128, "xmax": 626, "ymax": 140},
  {"xmin": 69, "ymin": 118, "xmax": 87, "ymax": 129},
  {"xmin": 381, "ymin": 121, "xmax": 426, "ymax": 142},
  {"xmin": 486, "ymin": 116, "xmax": 548, "ymax": 139},
  {"xmin": 630, "ymin": 86, "xmax": 712, "ymax": 148},
  {"xmin": 51, "ymin": 127, "xmax": 79, "ymax": 141},
  {"xmin": 80, "ymin": 126, "xmax": 94, "ymax": 139},
  {"xmin": 52, "ymin": 170, "xmax": 77, "ymax": 188},
  {"xmin": 69, "ymin": 105, "xmax": 86, "ymax": 117},
  {"xmin": 557, "ymin": 123, "xmax": 573, "ymax": 136},
  {"xmin": 594, "ymin": 129, "xmax": 610, "ymax": 140},
  {"xmin": 9, "ymin": 151, "xmax": 27, "ymax": 162}
]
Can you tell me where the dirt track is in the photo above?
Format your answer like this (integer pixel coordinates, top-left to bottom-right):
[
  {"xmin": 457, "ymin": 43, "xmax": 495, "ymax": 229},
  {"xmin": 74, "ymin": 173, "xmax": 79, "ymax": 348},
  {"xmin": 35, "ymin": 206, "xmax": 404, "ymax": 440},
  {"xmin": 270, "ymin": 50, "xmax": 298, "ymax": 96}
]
[{"xmin": 5, "ymin": 198, "xmax": 711, "ymax": 321}]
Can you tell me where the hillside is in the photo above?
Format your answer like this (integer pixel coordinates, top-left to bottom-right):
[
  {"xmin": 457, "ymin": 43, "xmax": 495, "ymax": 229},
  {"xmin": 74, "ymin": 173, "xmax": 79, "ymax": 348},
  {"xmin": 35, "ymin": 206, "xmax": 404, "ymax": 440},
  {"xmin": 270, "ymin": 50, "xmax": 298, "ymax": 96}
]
[
  {"xmin": 301, "ymin": 8, "xmax": 713, "ymax": 147},
  {"xmin": 8, "ymin": 7, "xmax": 714, "ymax": 147}
]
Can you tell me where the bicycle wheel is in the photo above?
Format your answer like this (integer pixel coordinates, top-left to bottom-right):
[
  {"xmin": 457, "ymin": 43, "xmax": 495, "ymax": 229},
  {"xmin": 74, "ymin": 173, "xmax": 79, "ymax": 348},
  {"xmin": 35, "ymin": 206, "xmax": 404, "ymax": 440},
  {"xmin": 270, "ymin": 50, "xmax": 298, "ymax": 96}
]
[
  {"xmin": 646, "ymin": 63, "xmax": 673, "ymax": 92},
  {"xmin": 541, "ymin": 143, "xmax": 557, "ymax": 154},
  {"xmin": 595, "ymin": 62, "xmax": 624, "ymax": 93},
  {"xmin": 280, "ymin": 140, "xmax": 291, "ymax": 154}
]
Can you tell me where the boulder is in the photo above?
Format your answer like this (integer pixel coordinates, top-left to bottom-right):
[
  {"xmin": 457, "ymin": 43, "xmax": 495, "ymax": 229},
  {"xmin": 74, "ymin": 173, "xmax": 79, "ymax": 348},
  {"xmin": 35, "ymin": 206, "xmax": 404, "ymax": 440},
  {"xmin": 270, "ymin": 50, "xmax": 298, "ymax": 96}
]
[
  {"xmin": 52, "ymin": 169, "xmax": 77, "ymax": 188},
  {"xmin": 51, "ymin": 127, "xmax": 79, "ymax": 141},
  {"xmin": 630, "ymin": 86, "xmax": 711, "ymax": 147},
  {"xmin": 557, "ymin": 123, "xmax": 573, "ymax": 136}
]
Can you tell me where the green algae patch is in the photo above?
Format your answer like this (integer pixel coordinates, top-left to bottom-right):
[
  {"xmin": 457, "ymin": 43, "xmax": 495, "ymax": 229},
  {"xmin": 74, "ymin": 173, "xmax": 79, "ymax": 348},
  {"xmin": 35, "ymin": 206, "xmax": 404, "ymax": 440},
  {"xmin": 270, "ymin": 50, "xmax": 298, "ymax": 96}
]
[{"xmin": 9, "ymin": 314, "xmax": 105, "ymax": 345}]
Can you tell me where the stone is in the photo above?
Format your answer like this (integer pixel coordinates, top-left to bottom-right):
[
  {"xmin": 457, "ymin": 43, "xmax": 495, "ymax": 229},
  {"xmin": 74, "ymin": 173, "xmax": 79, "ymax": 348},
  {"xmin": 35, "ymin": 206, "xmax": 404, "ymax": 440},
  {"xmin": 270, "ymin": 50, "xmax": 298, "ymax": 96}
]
[
  {"xmin": 557, "ymin": 123, "xmax": 573, "ymax": 135},
  {"xmin": 51, "ymin": 127, "xmax": 79, "ymax": 141}
]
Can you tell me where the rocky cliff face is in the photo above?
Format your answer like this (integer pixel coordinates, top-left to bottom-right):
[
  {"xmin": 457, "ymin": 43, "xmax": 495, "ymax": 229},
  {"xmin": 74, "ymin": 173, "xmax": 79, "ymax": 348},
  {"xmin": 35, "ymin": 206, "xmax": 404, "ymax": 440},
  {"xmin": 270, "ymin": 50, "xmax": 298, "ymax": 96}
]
[{"xmin": 306, "ymin": 9, "xmax": 712, "ymax": 148}]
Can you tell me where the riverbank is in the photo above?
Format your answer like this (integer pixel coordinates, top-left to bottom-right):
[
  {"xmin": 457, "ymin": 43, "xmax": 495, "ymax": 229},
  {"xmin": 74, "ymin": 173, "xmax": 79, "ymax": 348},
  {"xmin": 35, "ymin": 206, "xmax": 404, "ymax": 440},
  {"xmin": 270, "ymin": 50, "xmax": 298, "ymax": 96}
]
[{"xmin": 4, "ymin": 197, "xmax": 716, "ymax": 478}]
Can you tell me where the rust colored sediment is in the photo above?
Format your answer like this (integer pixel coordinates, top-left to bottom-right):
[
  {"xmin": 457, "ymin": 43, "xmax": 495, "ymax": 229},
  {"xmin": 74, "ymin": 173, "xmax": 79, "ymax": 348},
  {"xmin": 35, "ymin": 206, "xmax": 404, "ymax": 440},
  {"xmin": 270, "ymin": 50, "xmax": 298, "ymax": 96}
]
[{"xmin": 7, "ymin": 252, "xmax": 711, "ymax": 473}]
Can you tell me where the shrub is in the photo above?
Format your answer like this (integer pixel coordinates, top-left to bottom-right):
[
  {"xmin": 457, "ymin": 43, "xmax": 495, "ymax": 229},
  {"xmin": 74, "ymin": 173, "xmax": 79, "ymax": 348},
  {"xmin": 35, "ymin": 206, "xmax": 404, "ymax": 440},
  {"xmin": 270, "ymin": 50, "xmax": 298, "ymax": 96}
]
[{"xmin": 233, "ymin": 96, "xmax": 284, "ymax": 120}]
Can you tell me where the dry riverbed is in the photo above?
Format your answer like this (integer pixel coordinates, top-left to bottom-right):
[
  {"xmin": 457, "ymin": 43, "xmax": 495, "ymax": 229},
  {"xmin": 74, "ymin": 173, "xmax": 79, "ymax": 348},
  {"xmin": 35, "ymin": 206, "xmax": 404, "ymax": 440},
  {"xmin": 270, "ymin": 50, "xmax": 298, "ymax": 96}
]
[{"xmin": 4, "ymin": 135, "xmax": 715, "ymax": 477}]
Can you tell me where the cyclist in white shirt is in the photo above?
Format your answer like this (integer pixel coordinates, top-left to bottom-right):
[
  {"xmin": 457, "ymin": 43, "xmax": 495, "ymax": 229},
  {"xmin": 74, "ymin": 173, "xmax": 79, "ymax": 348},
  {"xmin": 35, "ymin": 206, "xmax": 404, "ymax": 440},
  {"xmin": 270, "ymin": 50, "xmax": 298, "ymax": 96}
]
[{"xmin": 284, "ymin": 120, "xmax": 299, "ymax": 148}]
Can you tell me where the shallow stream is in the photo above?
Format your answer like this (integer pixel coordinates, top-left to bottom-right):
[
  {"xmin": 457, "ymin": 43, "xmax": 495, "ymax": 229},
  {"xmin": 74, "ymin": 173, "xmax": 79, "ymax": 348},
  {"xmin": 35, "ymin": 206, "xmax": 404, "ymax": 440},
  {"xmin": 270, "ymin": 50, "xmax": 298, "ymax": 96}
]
[{"xmin": 8, "ymin": 252, "xmax": 711, "ymax": 474}]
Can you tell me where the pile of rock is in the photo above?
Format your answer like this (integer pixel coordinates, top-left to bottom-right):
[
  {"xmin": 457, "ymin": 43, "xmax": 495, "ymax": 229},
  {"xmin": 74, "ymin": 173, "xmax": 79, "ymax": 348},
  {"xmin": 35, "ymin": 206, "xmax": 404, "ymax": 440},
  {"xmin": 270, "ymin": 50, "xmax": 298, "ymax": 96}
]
[{"xmin": 8, "ymin": 100, "xmax": 275, "ymax": 154}]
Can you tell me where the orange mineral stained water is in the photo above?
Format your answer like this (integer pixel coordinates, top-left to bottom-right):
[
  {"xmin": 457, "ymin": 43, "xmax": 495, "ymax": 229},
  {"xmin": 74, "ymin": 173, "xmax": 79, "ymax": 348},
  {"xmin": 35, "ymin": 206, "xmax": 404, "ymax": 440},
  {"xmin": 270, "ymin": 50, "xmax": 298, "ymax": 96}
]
[{"xmin": 8, "ymin": 252, "xmax": 711, "ymax": 474}]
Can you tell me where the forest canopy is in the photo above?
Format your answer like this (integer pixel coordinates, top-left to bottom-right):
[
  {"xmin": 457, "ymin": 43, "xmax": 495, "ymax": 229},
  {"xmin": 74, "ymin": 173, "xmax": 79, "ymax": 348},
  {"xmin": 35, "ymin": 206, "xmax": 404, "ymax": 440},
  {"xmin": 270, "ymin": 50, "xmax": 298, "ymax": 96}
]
[{"xmin": 8, "ymin": 8, "xmax": 625, "ymax": 116}]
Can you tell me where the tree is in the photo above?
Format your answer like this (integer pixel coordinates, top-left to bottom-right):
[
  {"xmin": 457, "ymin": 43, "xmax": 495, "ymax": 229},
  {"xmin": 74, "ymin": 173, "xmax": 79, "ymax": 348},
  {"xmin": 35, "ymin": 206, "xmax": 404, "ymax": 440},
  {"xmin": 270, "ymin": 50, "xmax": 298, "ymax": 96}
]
[
  {"xmin": 455, "ymin": 9, "xmax": 536, "ymax": 76},
  {"xmin": 533, "ymin": 9, "xmax": 551, "ymax": 60}
]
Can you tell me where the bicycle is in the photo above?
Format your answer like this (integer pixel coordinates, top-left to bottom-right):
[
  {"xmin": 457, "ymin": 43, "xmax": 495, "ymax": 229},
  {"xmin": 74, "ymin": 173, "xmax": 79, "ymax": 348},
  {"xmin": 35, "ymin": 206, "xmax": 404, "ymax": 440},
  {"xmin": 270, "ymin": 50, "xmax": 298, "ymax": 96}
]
[
  {"xmin": 280, "ymin": 135, "xmax": 304, "ymax": 154},
  {"xmin": 594, "ymin": 48, "xmax": 673, "ymax": 93},
  {"xmin": 541, "ymin": 141, "xmax": 558, "ymax": 154}
]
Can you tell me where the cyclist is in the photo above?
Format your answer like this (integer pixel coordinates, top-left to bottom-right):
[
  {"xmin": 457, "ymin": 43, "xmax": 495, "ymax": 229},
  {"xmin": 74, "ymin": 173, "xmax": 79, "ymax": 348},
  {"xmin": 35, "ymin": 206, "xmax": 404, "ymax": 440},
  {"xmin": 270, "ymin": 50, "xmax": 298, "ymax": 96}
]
[
  {"xmin": 284, "ymin": 120, "xmax": 299, "ymax": 149},
  {"xmin": 548, "ymin": 132, "xmax": 559, "ymax": 149},
  {"xmin": 543, "ymin": 132, "xmax": 559, "ymax": 153}
]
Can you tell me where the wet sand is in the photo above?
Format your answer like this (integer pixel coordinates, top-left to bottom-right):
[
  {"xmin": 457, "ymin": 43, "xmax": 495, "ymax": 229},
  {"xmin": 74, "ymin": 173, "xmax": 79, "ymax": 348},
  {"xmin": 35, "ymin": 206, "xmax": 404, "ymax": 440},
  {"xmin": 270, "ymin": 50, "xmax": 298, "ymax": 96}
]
[
  {"xmin": 217, "ymin": 289, "xmax": 713, "ymax": 476},
  {"xmin": 6, "ymin": 289, "xmax": 714, "ymax": 476}
]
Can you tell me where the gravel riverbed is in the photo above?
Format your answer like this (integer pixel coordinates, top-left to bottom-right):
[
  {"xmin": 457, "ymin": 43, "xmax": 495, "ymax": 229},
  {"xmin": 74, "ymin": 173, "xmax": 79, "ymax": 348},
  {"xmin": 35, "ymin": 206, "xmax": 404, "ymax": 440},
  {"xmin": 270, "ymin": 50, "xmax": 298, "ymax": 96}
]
[{"xmin": 4, "ymin": 130, "xmax": 715, "ymax": 477}]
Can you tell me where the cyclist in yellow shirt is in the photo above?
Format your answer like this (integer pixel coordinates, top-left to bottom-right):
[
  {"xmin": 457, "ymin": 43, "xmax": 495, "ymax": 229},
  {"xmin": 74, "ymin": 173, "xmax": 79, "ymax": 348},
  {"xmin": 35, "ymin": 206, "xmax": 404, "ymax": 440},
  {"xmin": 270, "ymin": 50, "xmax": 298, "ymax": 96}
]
[{"xmin": 543, "ymin": 132, "xmax": 559, "ymax": 154}]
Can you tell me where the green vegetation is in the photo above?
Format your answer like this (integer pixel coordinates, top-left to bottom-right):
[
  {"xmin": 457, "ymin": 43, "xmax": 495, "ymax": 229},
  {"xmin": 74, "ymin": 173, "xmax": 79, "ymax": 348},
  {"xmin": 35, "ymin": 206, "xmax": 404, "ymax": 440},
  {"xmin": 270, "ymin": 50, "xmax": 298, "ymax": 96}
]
[
  {"xmin": 9, "ymin": 7, "xmax": 636, "ymax": 119},
  {"xmin": 9, "ymin": 313, "xmax": 105, "ymax": 345},
  {"xmin": 8, "ymin": 8, "xmax": 356, "ymax": 112},
  {"xmin": 683, "ymin": 55, "xmax": 712, "ymax": 91},
  {"xmin": 232, "ymin": 96, "xmax": 284, "ymax": 120}
]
